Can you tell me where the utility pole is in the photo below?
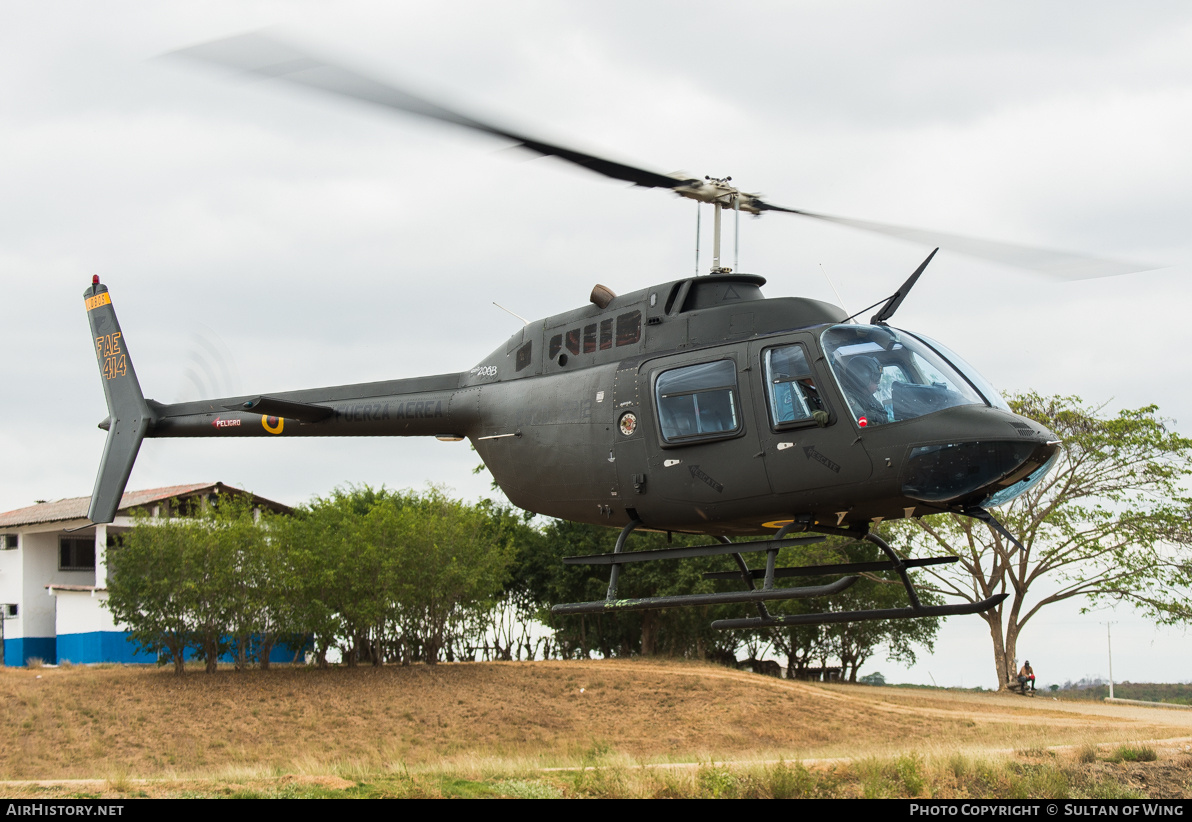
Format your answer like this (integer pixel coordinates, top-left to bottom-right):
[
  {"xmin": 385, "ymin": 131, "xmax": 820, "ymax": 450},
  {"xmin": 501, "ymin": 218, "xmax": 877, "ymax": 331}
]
[{"xmin": 1103, "ymin": 622, "xmax": 1116, "ymax": 699}]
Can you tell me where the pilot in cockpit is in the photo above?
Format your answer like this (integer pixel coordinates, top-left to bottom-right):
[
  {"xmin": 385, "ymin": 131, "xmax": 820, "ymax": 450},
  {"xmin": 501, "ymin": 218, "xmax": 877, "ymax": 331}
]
[{"xmin": 842, "ymin": 355, "xmax": 888, "ymax": 425}]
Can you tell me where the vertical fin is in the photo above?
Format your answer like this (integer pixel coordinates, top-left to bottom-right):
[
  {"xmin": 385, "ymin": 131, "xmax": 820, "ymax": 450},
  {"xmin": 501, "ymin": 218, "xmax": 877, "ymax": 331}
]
[{"xmin": 84, "ymin": 279, "xmax": 153, "ymax": 523}]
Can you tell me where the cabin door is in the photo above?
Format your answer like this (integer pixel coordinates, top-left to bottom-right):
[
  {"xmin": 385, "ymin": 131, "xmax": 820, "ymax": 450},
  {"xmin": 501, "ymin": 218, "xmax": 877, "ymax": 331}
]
[
  {"xmin": 748, "ymin": 337, "xmax": 873, "ymax": 497},
  {"xmin": 616, "ymin": 347, "xmax": 768, "ymax": 528}
]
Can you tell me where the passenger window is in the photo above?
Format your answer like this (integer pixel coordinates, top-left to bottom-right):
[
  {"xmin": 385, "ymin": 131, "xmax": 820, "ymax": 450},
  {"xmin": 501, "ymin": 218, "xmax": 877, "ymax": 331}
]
[
  {"xmin": 616, "ymin": 311, "xmax": 641, "ymax": 346},
  {"xmin": 565, "ymin": 329, "xmax": 581, "ymax": 355},
  {"xmin": 764, "ymin": 344, "xmax": 825, "ymax": 427},
  {"xmin": 515, "ymin": 341, "xmax": 532, "ymax": 372},
  {"xmin": 655, "ymin": 360, "xmax": 740, "ymax": 443}
]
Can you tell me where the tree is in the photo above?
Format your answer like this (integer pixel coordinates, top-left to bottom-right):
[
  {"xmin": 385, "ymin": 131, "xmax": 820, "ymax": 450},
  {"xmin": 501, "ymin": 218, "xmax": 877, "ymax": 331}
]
[
  {"xmin": 276, "ymin": 491, "xmax": 363, "ymax": 668},
  {"xmin": 215, "ymin": 498, "xmax": 293, "ymax": 670},
  {"xmin": 106, "ymin": 494, "xmax": 283, "ymax": 673},
  {"xmin": 284, "ymin": 485, "xmax": 516, "ymax": 666},
  {"xmin": 378, "ymin": 489, "xmax": 515, "ymax": 664},
  {"xmin": 466, "ymin": 499, "xmax": 543, "ymax": 661},
  {"xmin": 284, "ymin": 485, "xmax": 409, "ymax": 667},
  {"xmin": 901, "ymin": 393, "xmax": 1192, "ymax": 689},
  {"xmin": 105, "ymin": 510, "xmax": 196, "ymax": 673}
]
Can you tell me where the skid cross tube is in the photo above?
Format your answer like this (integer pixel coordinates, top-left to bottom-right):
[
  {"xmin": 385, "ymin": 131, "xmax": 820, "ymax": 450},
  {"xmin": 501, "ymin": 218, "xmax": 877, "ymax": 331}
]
[
  {"xmin": 551, "ymin": 575, "xmax": 859, "ymax": 616},
  {"xmin": 702, "ymin": 554, "xmax": 957, "ymax": 581},
  {"xmin": 710, "ymin": 593, "xmax": 1008, "ymax": 629},
  {"xmin": 564, "ymin": 534, "xmax": 825, "ymax": 566}
]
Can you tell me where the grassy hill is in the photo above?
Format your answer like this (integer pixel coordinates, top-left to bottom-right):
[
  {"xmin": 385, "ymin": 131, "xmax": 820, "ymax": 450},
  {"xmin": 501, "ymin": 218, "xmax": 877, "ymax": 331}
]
[{"xmin": 1, "ymin": 659, "xmax": 1190, "ymax": 798}]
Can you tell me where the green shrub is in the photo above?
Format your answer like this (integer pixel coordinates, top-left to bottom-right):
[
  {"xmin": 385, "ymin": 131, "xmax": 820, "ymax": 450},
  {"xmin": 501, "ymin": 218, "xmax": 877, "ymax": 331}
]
[
  {"xmin": 697, "ymin": 765, "xmax": 742, "ymax": 799},
  {"xmin": 1109, "ymin": 745, "xmax": 1157, "ymax": 763}
]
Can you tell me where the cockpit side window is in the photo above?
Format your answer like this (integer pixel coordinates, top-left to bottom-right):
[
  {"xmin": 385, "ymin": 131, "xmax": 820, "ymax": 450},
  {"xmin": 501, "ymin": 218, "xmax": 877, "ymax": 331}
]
[
  {"xmin": 763, "ymin": 344, "xmax": 826, "ymax": 428},
  {"xmin": 654, "ymin": 359, "xmax": 740, "ymax": 443}
]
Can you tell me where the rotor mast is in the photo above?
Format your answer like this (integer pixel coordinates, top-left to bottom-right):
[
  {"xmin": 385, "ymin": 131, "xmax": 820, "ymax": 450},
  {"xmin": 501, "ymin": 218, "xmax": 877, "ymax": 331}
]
[{"xmin": 683, "ymin": 176, "xmax": 751, "ymax": 275}]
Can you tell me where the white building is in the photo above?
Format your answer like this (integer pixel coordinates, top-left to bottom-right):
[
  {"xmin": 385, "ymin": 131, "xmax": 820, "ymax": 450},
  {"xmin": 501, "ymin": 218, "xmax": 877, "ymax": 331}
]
[{"xmin": 0, "ymin": 483, "xmax": 291, "ymax": 666}]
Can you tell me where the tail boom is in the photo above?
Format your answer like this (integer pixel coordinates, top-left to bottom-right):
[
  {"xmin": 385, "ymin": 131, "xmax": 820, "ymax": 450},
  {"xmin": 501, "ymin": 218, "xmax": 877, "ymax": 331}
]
[
  {"xmin": 147, "ymin": 378, "xmax": 475, "ymax": 439},
  {"xmin": 84, "ymin": 279, "xmax": 479, "ymax": 522}
]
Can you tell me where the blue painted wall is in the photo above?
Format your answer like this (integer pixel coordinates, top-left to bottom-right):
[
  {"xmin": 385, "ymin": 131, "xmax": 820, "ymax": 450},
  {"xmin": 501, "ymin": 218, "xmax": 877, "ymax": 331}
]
[
  {"xmin": 210, "ymin": 638, "xmax": 309, "ymax": 665},
  {"xmin": 57, "ymin": 632, "xmax": 307, "ymax": 665},
  {"xmin": 3, "ymin": 637, "xmax": 56, "ymax": 667},
  {"xmin": 56, "ymin": 631, "xmax": 157, "ymax": 665},
  {"xmin": 5, "ymin": 632, "xmax": 307, "ymax": 666}
]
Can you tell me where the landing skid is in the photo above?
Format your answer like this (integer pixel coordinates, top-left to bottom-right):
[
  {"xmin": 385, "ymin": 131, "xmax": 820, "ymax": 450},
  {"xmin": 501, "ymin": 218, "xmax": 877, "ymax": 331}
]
[{"xmin": 549, "ymin": 518, "xmax": 1007, "ymax": 628}]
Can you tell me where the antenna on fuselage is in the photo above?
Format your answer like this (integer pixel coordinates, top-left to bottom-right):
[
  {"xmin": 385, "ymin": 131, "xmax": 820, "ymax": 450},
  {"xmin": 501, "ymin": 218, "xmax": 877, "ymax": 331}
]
[
  {"xmin": 492, "ymin": 302, "xmax": 530, "ymax": 326},
  {"xmin": 820, "ymin": 263, "xmax": 851, "ymax": 319},
  {"xmin": 871, "ymin": 248, "xmax": 938, "ymax": 326}
]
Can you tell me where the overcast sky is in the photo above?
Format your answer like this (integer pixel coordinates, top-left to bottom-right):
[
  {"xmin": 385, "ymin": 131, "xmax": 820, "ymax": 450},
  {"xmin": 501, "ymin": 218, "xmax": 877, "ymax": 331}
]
[{"xmin": 3, "ymin": 1, "xmax": 1190, "ymax": 687}]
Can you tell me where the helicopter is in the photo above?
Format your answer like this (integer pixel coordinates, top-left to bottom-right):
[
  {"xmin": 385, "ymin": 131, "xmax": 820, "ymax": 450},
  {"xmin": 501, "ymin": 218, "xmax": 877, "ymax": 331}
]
[{"xmin": 84, "ymin": 34, "xmax": 1152, "ymax": 631}]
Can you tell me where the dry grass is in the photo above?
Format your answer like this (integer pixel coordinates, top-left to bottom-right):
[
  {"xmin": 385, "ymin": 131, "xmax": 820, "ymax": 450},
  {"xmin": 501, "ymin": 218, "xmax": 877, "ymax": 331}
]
[
  {"xmin": 0, "ymin": 659, "xmax": 1190, "ymax": 797},
  {"xmin": 1, "ymin": 751, "xmax": 1187, "ymax": 799}
]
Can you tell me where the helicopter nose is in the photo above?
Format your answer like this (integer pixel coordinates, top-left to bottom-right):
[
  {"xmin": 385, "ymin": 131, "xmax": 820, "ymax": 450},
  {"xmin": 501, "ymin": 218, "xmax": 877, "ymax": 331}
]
[{"xmin": 901, "ymin": 437, "xmax": 1060, "ymax": 508}]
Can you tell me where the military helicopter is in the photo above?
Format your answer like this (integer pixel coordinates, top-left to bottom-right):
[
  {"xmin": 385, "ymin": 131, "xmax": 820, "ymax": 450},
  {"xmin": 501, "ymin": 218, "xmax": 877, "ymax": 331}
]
[{"xmin": 84, "ymin": 34, "xmax": 1151, "ymax": 630}]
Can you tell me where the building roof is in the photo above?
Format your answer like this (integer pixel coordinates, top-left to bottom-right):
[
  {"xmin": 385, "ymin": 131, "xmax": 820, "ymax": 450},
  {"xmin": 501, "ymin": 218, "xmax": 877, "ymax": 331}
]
[{"xmin": 0, "ymin": 483, "xmax": 292, "ymax": 528}]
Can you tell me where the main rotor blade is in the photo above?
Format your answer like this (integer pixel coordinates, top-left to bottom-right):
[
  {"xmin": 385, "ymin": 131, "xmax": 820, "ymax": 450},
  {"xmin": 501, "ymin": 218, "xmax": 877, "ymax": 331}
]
[
  {"xmin": 755, "ymin": 200, "xmax": 1159, "ymax": 280},
  {"xmin": 171, "ymin": 32, "xmax": 696, "ymax": 192},
  {"xmin": 174, "ymin": 33, "xmax": 1162, "ymax": 281}
]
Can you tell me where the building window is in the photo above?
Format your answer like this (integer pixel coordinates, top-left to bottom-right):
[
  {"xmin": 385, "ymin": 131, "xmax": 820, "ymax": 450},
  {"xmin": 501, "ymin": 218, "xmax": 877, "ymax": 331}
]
[{"xmin": 59, "ymin": 537, "xmax": 96, "ymax": 571}]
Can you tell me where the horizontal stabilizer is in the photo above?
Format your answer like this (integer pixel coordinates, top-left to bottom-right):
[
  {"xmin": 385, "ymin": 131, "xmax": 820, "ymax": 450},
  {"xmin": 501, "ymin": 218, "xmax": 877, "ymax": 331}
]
[{"xmin": 229, "ymin": 396, "xmax": 334, "ymax": 423}]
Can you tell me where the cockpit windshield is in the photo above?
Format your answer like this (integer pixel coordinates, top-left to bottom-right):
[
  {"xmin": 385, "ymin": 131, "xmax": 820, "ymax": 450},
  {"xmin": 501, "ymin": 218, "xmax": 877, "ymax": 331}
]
[
  {"xmin": 905, "ymin": 332, "xmax": 1012, "ymax": 413},
  {"xmin": 821, "ymin": 325, "xmax": 986, "ymax": 427}
]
